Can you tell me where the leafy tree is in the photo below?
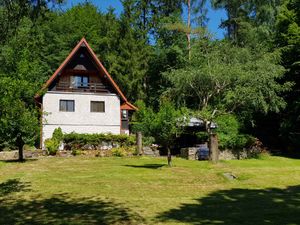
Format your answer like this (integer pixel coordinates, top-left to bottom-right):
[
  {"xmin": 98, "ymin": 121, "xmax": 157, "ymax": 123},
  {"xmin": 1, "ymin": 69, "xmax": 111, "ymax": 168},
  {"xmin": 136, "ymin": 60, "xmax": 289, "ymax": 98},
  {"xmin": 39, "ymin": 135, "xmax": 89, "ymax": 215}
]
[
  {"xmin": 0, "ymin": 78, "xmax": 39, "ymax": 161},
  {"xmin": 133, "ymin": 100, "xmax": 186, "ymax": 166},
  {"xmin": 211, "ymin": 0, "xmax": 280, "ymax": 47},
  {"xmin": 164, "ymin": 40, "xmax": 290, "ymax": 118},
  {"xmin": 153, "ymin": 101, "xmax": 185, "ymax": 166},
  {"xmin": 275, "ymin": 0, "xmax": 300, "ymax": 150}
]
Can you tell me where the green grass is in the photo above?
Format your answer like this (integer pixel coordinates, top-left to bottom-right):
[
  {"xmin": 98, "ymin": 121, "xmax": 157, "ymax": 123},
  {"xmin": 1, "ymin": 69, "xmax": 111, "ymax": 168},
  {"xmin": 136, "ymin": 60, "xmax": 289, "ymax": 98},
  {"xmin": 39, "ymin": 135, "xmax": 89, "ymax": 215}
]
[{"xmin": 0, "ymin": 155, "xmax": 300, "ymax": 224}]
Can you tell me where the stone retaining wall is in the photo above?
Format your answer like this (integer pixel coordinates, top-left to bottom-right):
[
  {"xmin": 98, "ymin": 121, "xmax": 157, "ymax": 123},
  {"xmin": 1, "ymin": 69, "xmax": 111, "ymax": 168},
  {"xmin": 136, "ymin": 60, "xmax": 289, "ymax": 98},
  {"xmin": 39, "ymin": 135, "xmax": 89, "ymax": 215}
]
[
  {"xmin": 0, "ymin": 150, "xmax": 47, "ymax": 161},
  {"xmin": 180, "ymin": 147, "xmax": 198, "ymax": 160},
  {"xmin": 181, "ymin": 146, "xmax": 265, "ymax": 160}
]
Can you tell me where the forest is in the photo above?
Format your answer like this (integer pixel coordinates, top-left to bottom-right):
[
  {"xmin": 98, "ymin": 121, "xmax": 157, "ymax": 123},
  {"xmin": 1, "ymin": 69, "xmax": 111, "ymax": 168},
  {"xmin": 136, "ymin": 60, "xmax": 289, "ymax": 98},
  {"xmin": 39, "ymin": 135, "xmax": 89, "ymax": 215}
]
[{"xmin": 0, "ymin": 0, "xmax": 299, "ymax": 154}]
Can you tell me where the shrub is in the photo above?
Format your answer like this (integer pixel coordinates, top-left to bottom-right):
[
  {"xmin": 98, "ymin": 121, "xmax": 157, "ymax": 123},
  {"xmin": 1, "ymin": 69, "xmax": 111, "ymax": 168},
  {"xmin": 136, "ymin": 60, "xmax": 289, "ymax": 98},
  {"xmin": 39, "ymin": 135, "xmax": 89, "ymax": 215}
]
[
  {"xmin": 63, "ymin": 133, "xmax": 136, "ymax": 149},
  {"xmin": 44, "ymin": 138, "xmax": 59, "ymax": 155},
  {"xmin": 143, "ymin": 136, "xmax": 155, "ymax": 146},
  {"xmin": 216, "ymin": 114, "xmax": 255, "ymax": 150},
  {"xmin": 52, "ymin": 127, "xmax": 63, "ymax": 143},
  {"xmin": 71, "ymin": 149, "xmax": 82, "ymax": 156},
  {"xmin": 111, "ymin": 147, "xmax": 127, "ymax": 157}
]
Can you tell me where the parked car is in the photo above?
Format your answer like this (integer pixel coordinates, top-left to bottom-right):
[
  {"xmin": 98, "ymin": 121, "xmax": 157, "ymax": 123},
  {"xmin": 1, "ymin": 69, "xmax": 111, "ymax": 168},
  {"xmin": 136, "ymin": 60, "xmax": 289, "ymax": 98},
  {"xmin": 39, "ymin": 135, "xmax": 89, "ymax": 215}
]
[{"xmin": 196, "ymin": 144, "xmax": 209, "ymax": 160}]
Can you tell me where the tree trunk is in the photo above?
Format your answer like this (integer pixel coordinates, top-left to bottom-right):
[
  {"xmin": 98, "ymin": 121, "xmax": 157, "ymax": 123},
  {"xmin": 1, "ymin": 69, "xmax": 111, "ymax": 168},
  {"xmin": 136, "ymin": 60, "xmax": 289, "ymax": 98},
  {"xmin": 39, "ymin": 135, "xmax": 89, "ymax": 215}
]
[
  {"xmin": 209, "ymin": 133, "xmax": 219, "ymax": 163},
  {"xmin": 187, "ymin": 0, "xmax": 191, "ymax": 61},
  {"xmin": 17, "ymin": 137, "xmax": 24, "ymax": 162},
  {"xmin": 167, "ymin": 147, "xmax": 172, "ymax": 167},
  {"xmin": 136, "ymin": 132, "xmax": 143, "ymax": 156}
]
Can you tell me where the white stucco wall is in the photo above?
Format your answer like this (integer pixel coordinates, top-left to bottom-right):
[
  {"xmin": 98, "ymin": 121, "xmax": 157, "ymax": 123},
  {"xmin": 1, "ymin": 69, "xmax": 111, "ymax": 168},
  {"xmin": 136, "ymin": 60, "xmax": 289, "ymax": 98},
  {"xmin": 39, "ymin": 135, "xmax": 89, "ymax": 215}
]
[{"xmin": 42, "ymin": 91, "xmax": 121, "ymax": 148}]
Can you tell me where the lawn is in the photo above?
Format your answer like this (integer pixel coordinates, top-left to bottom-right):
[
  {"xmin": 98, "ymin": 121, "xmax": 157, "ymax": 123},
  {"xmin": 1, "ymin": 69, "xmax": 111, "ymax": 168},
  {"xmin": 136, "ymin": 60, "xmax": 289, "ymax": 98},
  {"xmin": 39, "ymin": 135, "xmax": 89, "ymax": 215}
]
[{"xmin": 0, "ymin": 156, "xmax": 300, "ymax": 225}]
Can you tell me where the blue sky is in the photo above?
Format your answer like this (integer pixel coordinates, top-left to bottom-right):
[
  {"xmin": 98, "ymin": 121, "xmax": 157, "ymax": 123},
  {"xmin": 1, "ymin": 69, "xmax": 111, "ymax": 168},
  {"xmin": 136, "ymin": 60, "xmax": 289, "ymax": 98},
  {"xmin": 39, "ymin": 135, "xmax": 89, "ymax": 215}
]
[{"xmin": 61, "ymin": 0, "xmax": 226, "ymax": 39}]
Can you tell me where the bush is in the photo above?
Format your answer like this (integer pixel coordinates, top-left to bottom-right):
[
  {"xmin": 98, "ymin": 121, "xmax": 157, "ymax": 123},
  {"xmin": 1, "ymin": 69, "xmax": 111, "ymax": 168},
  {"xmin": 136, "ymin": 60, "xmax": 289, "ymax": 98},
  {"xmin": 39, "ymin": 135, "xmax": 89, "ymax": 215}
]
[
  {"xmin": 52, "ymin": 127, "xmax": 63, "ymax": 143},
  {"xmin": 143, "ymin": 136, "xmax": 155, "ymax": 146},
  {"xmin": 63, "ymin": 133, "xmax": 136, "ymax": 149},
  {"xmin": 215, "ymin": 114, "xmax": 255, "ymax": 150},
  {"xmin": 111, "ymin": 147, "xmax": 127, "ymax": 157},
  {"xmin": 71, "ymin": 149, "xmax": 82, "ymax": 156},
  {"xmin": 44, "ymin": 138, "xmax": 59, "ymax": 155}
]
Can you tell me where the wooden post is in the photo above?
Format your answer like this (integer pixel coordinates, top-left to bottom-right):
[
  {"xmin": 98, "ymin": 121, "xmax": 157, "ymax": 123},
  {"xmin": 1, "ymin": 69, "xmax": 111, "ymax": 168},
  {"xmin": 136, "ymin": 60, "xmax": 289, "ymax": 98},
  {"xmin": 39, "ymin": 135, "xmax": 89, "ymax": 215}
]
[
  {"xmin": 136, "ymin": 132, "xmax": 143, "ymax": 156},
  {"xmin": 209, "ymin": 133, "xmax": 219, "ymax": 163}
]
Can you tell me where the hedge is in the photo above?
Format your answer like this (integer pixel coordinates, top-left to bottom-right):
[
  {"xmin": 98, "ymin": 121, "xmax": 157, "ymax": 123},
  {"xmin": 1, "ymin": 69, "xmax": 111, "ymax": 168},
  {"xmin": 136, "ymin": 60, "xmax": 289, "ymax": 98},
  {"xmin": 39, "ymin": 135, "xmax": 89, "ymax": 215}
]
[{"xmin": 63, "ymin": 132, "xmax": 136, "ymax": 148}]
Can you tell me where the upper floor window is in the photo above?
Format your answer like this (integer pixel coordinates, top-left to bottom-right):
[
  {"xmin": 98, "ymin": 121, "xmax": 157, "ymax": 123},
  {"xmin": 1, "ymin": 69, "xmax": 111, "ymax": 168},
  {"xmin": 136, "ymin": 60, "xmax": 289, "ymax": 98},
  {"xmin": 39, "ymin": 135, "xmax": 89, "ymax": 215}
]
[
  {"xmin": 71, "ymin": 75, "xmax": 89, "ymax": 88},
  {"xmin": 60, "ymin": 100, "xmax": 75, "ymax": 112},
  {"xmin": 91, "ymin": 101, "xmax": 105, "ymax": 112}
]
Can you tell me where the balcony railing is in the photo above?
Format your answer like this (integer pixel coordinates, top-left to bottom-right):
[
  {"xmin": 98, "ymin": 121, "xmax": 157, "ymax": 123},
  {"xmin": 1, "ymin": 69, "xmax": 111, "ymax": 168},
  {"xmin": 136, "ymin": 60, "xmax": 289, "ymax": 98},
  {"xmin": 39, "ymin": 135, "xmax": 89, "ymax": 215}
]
[{"xmin": 55, "ymin": 82, "xmax": 109, "ymax": 93}]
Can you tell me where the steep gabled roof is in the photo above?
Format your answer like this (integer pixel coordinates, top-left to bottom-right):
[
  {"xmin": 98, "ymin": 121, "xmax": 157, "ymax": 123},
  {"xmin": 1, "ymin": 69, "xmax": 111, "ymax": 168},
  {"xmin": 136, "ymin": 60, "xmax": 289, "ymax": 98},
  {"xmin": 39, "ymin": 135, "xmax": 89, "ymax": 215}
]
[{"xmin": 36, "ymin": 38, "xmax": 136, "ymax": 110}]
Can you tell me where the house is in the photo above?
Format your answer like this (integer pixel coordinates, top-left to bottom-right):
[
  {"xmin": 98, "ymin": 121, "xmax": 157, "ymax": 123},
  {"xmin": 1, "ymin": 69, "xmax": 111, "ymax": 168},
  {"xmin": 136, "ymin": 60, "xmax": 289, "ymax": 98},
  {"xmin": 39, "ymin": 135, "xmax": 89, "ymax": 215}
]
[{"xmin": 35, "ymin": 38, "xmax": 137, "ymax": 148}]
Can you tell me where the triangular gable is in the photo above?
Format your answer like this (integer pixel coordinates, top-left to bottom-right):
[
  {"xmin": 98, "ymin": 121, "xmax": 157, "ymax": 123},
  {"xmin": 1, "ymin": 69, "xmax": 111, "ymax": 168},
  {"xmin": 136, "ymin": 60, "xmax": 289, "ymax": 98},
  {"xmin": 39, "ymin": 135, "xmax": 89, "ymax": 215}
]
[
  {"xmin": 36, "ymin": 38, "xmax": 136, "ymax": 110},
  {"xmin": 121, "ymin": 102, "xmax": 138, "ymax": 111}
]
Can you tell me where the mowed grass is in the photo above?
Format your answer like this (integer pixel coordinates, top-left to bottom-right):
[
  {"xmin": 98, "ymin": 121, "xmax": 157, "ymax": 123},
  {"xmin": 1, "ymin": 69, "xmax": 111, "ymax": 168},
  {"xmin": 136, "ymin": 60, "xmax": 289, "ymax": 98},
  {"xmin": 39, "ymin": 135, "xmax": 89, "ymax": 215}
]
[{"xmin": 0, "ymin": 156, "xmax": 300, "ymax": 225}]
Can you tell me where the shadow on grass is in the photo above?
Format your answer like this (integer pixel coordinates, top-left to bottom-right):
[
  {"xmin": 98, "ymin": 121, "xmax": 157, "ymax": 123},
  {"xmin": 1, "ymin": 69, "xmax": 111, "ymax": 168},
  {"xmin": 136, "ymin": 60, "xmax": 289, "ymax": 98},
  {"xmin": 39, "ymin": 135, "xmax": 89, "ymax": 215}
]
[
  {"xmin": 0, "ymin": 179, "xmax": 31, "ymax": 196},
  {"xmin": 1, "ymin": 158, "xmax": 38, "ymax": 163},
  {"xmin": 0, "ymin": 194, "xmax": 145, "ymax": 225},
  {"xmin": 124, "ymin": 164, "xmax": 165, "ymax": 169},
  {"xmin": 157, "ymin": 185, "xmax": 300, "ymax": 225}
]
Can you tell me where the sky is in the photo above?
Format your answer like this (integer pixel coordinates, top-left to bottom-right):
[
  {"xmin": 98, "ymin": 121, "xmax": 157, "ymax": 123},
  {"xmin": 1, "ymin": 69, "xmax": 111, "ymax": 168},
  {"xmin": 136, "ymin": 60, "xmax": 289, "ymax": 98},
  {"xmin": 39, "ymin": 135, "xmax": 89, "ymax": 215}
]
[{"xmin": 60, "ymin": 0, "xmax": 227, "ymax": 39}]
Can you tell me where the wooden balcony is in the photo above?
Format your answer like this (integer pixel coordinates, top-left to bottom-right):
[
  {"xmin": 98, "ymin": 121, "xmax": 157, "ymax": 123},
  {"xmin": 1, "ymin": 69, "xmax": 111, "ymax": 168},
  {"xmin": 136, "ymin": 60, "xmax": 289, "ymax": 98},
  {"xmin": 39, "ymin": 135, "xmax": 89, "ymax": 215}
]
[{"xmin": 54, "ymin": 82, "xmax": 110, "ymax": 93}]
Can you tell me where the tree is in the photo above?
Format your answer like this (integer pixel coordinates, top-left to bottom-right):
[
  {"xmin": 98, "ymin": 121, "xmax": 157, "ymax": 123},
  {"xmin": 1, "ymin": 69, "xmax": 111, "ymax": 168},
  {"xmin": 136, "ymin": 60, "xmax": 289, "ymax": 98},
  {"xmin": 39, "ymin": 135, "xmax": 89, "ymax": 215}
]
[
  {"xmin": 275, "ymin": 0, "xmax": 300, "ymax": 150},
  {"xmin": 0, "ymin": 78, "xmax": 39, "ymax": 161},
  {"xmin": 211, "ymin": 0, "xmax": 280, "ymax": 47},
  {"xmin": 132, "ymin": 100, "xmax": 186, "ymax": 166},
  {"xmin": 163, "ymin": 40, "xmax": 290, "ymax": 118}
]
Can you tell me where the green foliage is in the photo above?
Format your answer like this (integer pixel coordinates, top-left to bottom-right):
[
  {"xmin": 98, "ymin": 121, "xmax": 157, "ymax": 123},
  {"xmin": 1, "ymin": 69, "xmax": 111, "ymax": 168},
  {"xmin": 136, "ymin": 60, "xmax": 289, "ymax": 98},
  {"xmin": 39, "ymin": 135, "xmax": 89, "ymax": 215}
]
[
  {"xmin": 0, "ymin": 78, "xmax": 39, "ymax": 155},
  {"xmin": 276, "ymin": 0, "xmax": 300, "ymax": 150},
  {"xmin": 143, "ymin": 136, "xmax": 156, "ymax": 146},
  {"xmin": 132, "ymin": 100, "xmax": 155, "ymax": 136},
  {"xmin": 52, "ymin": 127, "xmax": 63, "ymax": 143},
  {"xmin": 196, "ymin": 132, "xmax": 209, "ymax": 142},
  {"xmin": 211, "ymin": 0, "xmax": 280, "ymax": 47},
  {"xmin": 71, "ymin": 149, "xmax": 82, "ymax": 156},
  {"xmin": 44, "ymin": 128, "xmax": 63, "ymax": 155},
  {"xmin": 111, "ymin": 147, "xmax": 127, "ymax": 157},
  {"xmin": 164, "ymin": 40, "xmax": 289, "ymax": 115},
  {"xmin": 63, "ymin": 133, "xmax": 136, "ymax": 148},
  {"xmin": 44, "ymin": 138, "xmax": 59, "ymax": 156},
  {"xmin": 215, "ymin": 114, "xmax": 255, "ymax": 150},
  {"xmin": 133, "ymin": 99, "xmax": 187, "ymax": 149}
]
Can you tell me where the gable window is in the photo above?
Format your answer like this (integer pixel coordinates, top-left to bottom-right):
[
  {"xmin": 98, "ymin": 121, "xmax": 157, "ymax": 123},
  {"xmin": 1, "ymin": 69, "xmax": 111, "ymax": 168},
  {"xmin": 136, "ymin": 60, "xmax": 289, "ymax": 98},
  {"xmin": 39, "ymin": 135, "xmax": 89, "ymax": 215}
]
[
  {"xmin": 71, "ymin": 75, "xmax": 89, "ymax": 88},
  {"xmin": 91, "ymin": 101, "xmax": 105, "ymax": 112},
  {"xmin": 60, "ymin": 100, "xmax": 75, "ymax": 112}
]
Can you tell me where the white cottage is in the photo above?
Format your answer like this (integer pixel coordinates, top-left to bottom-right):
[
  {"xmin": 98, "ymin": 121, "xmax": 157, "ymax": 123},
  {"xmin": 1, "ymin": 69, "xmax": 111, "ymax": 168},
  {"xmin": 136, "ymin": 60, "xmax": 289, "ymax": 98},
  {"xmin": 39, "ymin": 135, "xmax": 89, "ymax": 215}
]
[{"xmin": 35, "ymin": 38, "xmax": 137, "ymax": 148}]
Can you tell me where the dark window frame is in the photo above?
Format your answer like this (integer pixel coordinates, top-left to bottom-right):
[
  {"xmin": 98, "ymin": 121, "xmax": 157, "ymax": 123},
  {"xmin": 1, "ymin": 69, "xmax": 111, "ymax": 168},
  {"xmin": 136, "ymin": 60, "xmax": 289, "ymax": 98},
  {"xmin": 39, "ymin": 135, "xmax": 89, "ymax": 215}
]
[
  {"xmin": 90, "ymin": 101, "xmax": 105, "ymax": 113},
  {"xmin": 59, "ymin": 100, "xmax": 75, "ymax": 112}
]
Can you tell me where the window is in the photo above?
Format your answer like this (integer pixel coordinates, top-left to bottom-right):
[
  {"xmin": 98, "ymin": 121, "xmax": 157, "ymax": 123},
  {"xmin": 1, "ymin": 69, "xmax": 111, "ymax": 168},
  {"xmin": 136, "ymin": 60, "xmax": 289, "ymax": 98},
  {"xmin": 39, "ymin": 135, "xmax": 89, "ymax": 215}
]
[
  {"xmin": 90, "ymin": 101, "xmax": 105, "ymax": 112},
  {"xmin": 121, "ymin": 110, "xmax": 128, "ymax": 119},
  {"xmin": 121, "ymin": 110, "xmax": 129, "ymax": 130},
  {"xmin": 72, "ymin": 75, "xmax": 89, "ymax": 88},
  {"xmin": 60, "ymin": 100, "xmax": 75, "ymax": 112}
]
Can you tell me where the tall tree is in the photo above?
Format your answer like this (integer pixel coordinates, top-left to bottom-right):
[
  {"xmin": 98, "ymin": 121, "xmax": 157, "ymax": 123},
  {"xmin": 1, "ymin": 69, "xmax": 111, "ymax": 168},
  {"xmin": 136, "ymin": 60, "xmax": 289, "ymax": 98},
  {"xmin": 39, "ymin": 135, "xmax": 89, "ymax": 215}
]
[
  {"xmin": 276, "ymin": 0, "xmax": 300, "ymax": 150},
  {"xmin": 211, "ymin": 0, "xmax": 280, "ymax": 46}
]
